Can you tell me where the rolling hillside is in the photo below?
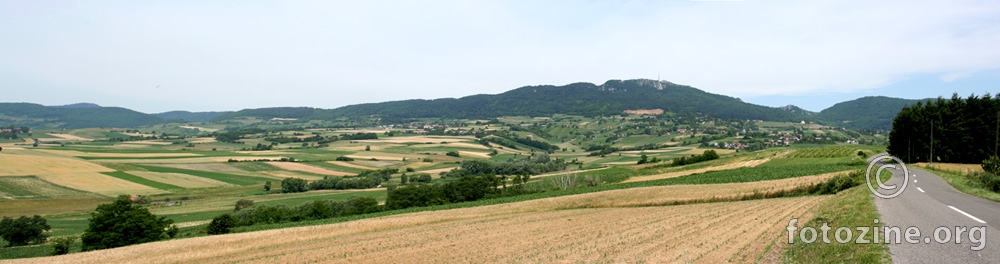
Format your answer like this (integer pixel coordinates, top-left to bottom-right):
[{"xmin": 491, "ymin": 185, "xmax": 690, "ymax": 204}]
[
  {"xmin": 0, "ymin": 103, "xmax": 163, "ymax": 129},
  {"xmin": 219, "ymin": 79, "xmax": 811, "ymax": 122},
  {"xmin": 153, "ymin": 111, "xmax": 231, "ymax": 122},
  {"xmin": 1, "ymin": 80, "xmax": 931, "ymax": 130},
  {"xmin": 819, "ymin": 96, "xmax": 923, "ymax": 130}
]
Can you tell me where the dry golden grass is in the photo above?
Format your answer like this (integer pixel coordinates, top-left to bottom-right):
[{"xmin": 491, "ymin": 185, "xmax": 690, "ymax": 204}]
[
  {"xmin": 624, "ymin": 108, "xmax": 665, "ymax": 115},
  {"xmin": 325, "ymin": 161, "xmax": 378, "ymax": 170},
  {"xmin": 0, "ymin": 176, "xmax": 104, "ymax": 200},
  {"xmin": 13, "ymin": 178, "xmax": 829, "ymax": 263},
  {"xmin": 153, "ymin": 163, "xmax": 249, "ymax": 174},
  {"xmin": 93, "ymin": 156, "xmax": 287, "ymax": 164},
  {"xmin": 35, "ymin": 172, "xmax": 167, "ymax": 196},
  {"xmin": 119, "ymin": 140, "xmax": 174, "ymax": 145},
  {"xmin": 126, "ymin": 171, "xmax": 231, "ymax": 189},
  {"xmin": 358, "ymin": 136, "xmax": 473, "ymax": 144},
  {"xmin": 179, "ymin": 125, "xmax": 219, "ymax": 132},
  {"xmin": 260, "ymin": 171, "xmax": 325, "ymax": 181},
  {"xmin": 34, "ymin": 149, "xmax": 201, "ymax": 158},
  {"xmin": 44, "ymin": 133, "xmax": 91, "ymax": 141},
  {"xmin": 187, "ymin": 137, "xmax": 217, "ymax": 143},
  {"xmin": 0, "ymin": 152, "xmax": 114, "ymax": 176},
  {"xmin": 622, "ymin": 158, "xmax": 771, "ymax": 183},
  {"xmin": 912, "ymin": 162, "xmax": 984, "ymax": 174},
  {"xmin": 265, "ymin": 162, "xmax": 353, "ymax": 176},
  {"xmin": 417, "ymin": 167, "xmax": 457, "ymax": 175},
  {"xmin": 457, "ymin": 150, "xmax": 491, "ymax": 158},
  {"xmin": 679, "ymin": 147, "xmax": 737, "ymax": 155}
]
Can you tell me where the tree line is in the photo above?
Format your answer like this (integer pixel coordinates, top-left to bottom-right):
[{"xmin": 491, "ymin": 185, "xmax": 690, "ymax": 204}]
[{"xmin": 888, "ymin": 94, "xmax": 1000, "ymax": 163}]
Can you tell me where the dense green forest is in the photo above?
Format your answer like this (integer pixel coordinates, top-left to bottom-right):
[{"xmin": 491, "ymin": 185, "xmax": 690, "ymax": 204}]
[
  {"xmin": 0, "ymin": 103, "xmax": 163, "ymax": 129},
  {"xmin": 153, "ymin": 111, "xmax": 230, "ymax": 122},
  {"xmin": 887, "ymin": 94, "xmax": 1000, "ymax": 163},
  {"xmin": 1, "ymin": 79, "xmax": 936, "ymax": 130},
  {"xmin": 821, "ymin": 96, "xmax": 922, "ymax": 130}
]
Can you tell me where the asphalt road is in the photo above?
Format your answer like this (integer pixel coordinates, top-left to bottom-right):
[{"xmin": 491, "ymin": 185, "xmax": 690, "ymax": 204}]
[{"xmin": 871, "ymin": 158, "xmax": 1000, "ymax": 263}]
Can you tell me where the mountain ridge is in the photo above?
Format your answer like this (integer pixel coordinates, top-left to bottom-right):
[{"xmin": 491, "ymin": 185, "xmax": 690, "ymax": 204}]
[{"xmin": 1, "ymin": 79, "xmax": 930, "ymax": 130}]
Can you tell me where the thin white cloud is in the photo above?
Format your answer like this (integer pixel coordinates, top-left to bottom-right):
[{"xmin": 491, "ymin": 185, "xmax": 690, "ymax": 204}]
[{"xmin": 1, "ymin": 0, "xmax": 999, "ymax": 112}]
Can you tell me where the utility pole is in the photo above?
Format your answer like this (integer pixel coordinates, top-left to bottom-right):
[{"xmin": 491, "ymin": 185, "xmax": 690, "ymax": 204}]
[
  {"xmin": 930, "ymin": 120, "xmax": 934, "ymax": 168},
  {"xmin": 993, "ymin": 111, "xmax": 1000, "ymax": 157}
]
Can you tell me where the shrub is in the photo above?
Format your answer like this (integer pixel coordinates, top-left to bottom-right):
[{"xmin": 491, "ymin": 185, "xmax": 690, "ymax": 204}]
[
  {"xmin": 235, "ymin": 199, "xmax": 254, "ymax": 211},
  {"xmin": 0, "ymin": 215, "xmax": 50, "ymax": 247},
  {"xmin": 207, "ymin": 214, "xmax": 237, "ymax": 235},
  {"xmin": 446, "ymin": 151, "xmax": 460, "ymax": 157},
  {"xmin": 335, "ymin": 156, "xmax": 354, "ymax": 161},
  {"xmin": 983, "ymin": 156, "xmax": 1000, "ymax": 175},
  {"xmin": 51, "ymin": 235, "xmax": 76, "ymax": 255},
  {"xmin": 81, "ymin": 195, "xmax": 176, "ymax": 251},
  {"xmin": 264, "ymin": 181, "xmax": 271, "ymax": 191},
  {"xmin": 405, "ymin": 167, "xmax": 415, "ymax": 172},
  {"xmin": 281, "ymin": 178, "xmax": 309, "ymax": 193}
]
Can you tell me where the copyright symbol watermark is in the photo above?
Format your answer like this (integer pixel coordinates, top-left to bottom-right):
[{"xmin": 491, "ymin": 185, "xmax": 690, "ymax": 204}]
[{"xmin": 866, "ymin": 154, "xmax": 909, "ymax": 199}]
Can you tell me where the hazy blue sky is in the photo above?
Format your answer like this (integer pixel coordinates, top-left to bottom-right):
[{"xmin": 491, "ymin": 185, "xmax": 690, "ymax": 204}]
[{"xmin": 2, "ymin": 1, "xmax": 999, "ymax": 113}]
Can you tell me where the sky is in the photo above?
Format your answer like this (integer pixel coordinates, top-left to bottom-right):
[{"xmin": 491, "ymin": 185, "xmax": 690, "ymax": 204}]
[{"xmin": 2, "ymin": 0, "xmax": 1000, "ymax": 113}]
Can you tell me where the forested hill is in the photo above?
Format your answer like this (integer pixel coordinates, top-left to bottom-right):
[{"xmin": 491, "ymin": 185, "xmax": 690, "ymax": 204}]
[
  {"xmin": 153, "ymin": 111, "xmax": 231, "ymax": 122},
  {"xmin": 0, "ymin": 103, "xmax": 163, "ymax": 129},
  {"xmin": 819, "ymin": 96, "xmax": 923, "ymax": 130},
  {"xmin": 218, "ymin": 79, "xmax": 809, "ymax": 122}
]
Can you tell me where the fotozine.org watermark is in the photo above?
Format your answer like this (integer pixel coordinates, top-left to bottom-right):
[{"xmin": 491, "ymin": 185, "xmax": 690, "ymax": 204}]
[
  {"xmin": 786, "ymin": 219, "xmax": 987, "ymax": 250},
  {"xmin": 784, "ymin": 154, "xmax": 987, "ymax": 251}
]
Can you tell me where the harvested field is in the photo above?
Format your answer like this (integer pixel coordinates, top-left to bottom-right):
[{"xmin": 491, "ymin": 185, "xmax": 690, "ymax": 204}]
[
  {"xmin": 417, "ymin": 167, "xmax": 456, "ymax": 175},
  {"xmin": 0, "ymin": 176, "xmax": 103, "ymax": 200},
  {"xmin": 344, "ymin": 154, "xmax": 406, "ymax": 162},
  {"xmin": 96, "ymin": 156, "xmax": 287, "ymax": 164},
  {"xmin": 35, "ymin": 172, "xmax": 167, "ymax": 196},
  {"xmin": 265, "ymin": 162, "xmax": 354, "ymax": 176},
  {"xmin": 187, "ymin": 137, "xmax": 217, "ymax": 143},
  {"xmin": 120, "ymin": 140, "xmax": 174, "ymax": 145},
  {"xmin": 44, "ymin": 133, "xmax": 91, "ymax": 141},
  {"xmin": 912, "ymin": 162, "xmax": 983, "ymax": 174},
  {"xmin": 154, "ymin": 163, "xmax": 249, "ymax": 174},
  {"xmin": 351, "ymin": 160, "xmax": 402, "ymax": 168},
  {"xmin": 326, "ymin": 161, "xmax": 378, "ymax": 170},
  {"xmin": 408, "ymin": 142, "xmax": 489, "ymax": 150},
  {"xmin": 180, "ymin": 126, "xmax": 219, "ymax": 132},
  {"xmin": 0, "ymin": 153, "xmax": 114, "ymax": 176},
  {"xmin": 358, "ymin": 136, "xmax": 472, "ymax": 144},
  {"xmin": 234, "ymin": 150, "xmax": 295, "ymax": 155},
  {"xmin": 678, "ymin": 147, "xmax": 737, "ymax": 155},
  {"xmin": 458, "ymin": 150, "xmax": 491, "ymax": 158},
  {"xmin": 35, "ymin": 149, "xmax": 201, "ymax": 158},
  {"xmin": 624, "ymin": 108, "xmax": 664, "ymax": 115},
  {"xmin": 126, "ymin": 171, "xmax": 231, "ymax": 189},
  {"xmin": 622, "ymin": 158, "xmax": 771, "ymax": 183},
  {"xmin": 14, "ymin": 182, "xmax": 828, "ymax": 263},
  {"xmin": 261, "ymin": 171, "xmax": 325, "ymax": 181}
]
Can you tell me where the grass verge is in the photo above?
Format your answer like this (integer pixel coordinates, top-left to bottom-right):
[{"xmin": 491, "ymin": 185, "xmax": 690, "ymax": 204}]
[
  {"xmin": 917, "ymin": 167, "xmax": 1000, "ymax": 203},
  {"xmin": 783, "ymin": 187, "xmax": 891, "ymax": 263}
]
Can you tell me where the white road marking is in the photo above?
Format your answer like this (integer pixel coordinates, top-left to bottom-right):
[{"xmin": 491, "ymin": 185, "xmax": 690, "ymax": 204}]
[
  {"xmin": 917, "ymin": 187, "xmax": 925, "ymax": 193},
  {"xmin": 914, "ymin": 179, "xmax": 917, "ymax": 183},
  {"xmin": 948, "ymin": 206, "xmax": 987, "ymax": 224}
]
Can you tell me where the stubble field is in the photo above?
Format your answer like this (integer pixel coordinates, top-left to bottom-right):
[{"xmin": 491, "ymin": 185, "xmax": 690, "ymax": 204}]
[{"xmin": 7, "ymin": 173, "xmax": 836, "ymax": 263}]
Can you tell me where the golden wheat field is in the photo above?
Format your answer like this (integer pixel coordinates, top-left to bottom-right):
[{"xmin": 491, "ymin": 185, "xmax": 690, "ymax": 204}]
[
  {"xmin": 125, "ymin": 171, "xmax": 231, "ymax": 189},
  {"xmin": 35, "ymin": 172, "xmax": 167, "ymax": 196},
  {"xmin": 9, "ymin": 174, "xmax": 834, "ymax": 264},
  {"xmin": 0, "ymin": 151, "xmax": 115, "ymax": 176},
  {"xmin": 264, "ymin": 162, "xmax": 353, "ymax": 176}
]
